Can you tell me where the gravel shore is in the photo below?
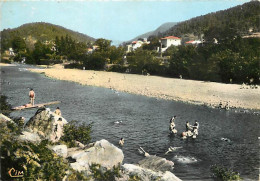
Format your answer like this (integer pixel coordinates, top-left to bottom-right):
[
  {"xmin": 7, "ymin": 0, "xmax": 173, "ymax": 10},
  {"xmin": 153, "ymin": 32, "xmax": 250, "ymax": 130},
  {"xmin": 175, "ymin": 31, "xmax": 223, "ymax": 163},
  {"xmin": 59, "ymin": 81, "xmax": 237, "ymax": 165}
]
[{"xmin": 29, "ymin": 65, "xmax": 260, "ymax": 110}]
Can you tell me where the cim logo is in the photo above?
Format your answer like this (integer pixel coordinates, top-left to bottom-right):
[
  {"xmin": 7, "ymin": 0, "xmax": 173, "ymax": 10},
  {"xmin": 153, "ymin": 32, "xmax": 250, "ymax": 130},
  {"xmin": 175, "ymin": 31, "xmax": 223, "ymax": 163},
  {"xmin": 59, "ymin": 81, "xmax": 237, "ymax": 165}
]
[{"xmin": 8, "ymin": 168, "xmax": 24, "ymax": 178}]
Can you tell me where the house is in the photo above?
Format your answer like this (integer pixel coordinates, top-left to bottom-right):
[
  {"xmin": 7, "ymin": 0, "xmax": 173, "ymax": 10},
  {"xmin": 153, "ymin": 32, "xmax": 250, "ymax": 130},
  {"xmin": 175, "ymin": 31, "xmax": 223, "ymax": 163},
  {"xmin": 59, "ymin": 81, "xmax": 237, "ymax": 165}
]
[
  {"xmin": 160, "ymin": 36, "xmax": 181, "ymax": 52},
  {"xmin": 126, "ymin": 39, "xmax": 150, "ymax": 52},
  {"xmin": 185, "ymin": 40, "xmax": 202, "ymax": 45}
]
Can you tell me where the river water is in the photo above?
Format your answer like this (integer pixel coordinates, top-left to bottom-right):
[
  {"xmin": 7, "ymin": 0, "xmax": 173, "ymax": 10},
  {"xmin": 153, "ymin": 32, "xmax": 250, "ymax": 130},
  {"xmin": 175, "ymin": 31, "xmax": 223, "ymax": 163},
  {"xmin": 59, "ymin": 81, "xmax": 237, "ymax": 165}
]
[{"xmin": 1, "ymin": 64, "xmax": 259, "ymax": 181}]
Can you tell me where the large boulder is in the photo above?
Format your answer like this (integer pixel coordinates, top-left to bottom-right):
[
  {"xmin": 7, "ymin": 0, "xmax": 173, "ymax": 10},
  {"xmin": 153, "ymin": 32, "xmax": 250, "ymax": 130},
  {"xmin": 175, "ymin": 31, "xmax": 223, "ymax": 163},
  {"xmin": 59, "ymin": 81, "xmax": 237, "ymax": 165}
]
[
  {"xmin": 24, "ymin": 108, "xmax": 67, "ymax": 142},
  {"xmin": 51, "ymin": 145, "xmax": 68, "ymax": 158},
  {"xmin": 121, "ymin": 164, "xmax": 181, "ymax": 181},
  {"xmin": 68, "ymin": 139, "xmax": 124, "ymax": 172},
  {"xmin": 18, "ymin": 131, "xmax": 41, "ymax": 143},
  {"xmin": 138, "ymin": 155, "xmax": 174, "ymax": 172}
]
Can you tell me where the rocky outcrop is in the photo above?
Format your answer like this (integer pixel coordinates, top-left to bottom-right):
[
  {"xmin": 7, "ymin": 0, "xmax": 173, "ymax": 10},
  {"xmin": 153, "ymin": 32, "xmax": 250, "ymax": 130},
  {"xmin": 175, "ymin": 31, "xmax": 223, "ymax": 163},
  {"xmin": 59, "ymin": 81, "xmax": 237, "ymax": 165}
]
[
  {"xmin": 121, "ymin": 163, "xmax": 181, "ymax": 181},
  {"xmin": 67, "ymin": 139, "xmax": 124, "ymax": 172},
  {"xmin": 138, "ymin": 155, "xmax": 174, "ymax": 172},
  {"xmin": 24, "ymin": 108, "xmax": 67, "ymax": 142},
  {"xmin": 51, "ymin": 145, "xmax": 68, "ymax": 158},
  {"xmin": 19, "ymin": 131, "xmax": 41, "ymax": 143},
  {"xmin": 0, "ymin": 113, "xmax": 14, "ymax": 123}
]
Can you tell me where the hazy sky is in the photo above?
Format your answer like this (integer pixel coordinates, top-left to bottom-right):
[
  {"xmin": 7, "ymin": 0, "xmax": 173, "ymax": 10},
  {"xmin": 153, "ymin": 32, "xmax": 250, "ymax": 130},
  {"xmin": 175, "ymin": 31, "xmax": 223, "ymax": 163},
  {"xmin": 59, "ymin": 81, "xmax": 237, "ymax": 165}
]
[{"xmin": 1, "ymin": 0, "xmax": 250, "ymax": 43}]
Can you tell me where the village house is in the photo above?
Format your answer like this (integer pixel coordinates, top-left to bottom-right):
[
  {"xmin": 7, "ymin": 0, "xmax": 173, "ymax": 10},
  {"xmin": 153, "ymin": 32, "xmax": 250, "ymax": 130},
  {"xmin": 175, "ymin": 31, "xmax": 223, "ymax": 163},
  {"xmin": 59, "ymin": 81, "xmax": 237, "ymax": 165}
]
[
  {"xmin": 159, "ymin": 36, "xmax": 181, "ymax": 52},
  {"xmin": 126, "ymin": 39, "xmax": 150, "ymax": 52},
  {"xmin": 185, "ymin": 40, "xmax": 202, "ymax": 46}
]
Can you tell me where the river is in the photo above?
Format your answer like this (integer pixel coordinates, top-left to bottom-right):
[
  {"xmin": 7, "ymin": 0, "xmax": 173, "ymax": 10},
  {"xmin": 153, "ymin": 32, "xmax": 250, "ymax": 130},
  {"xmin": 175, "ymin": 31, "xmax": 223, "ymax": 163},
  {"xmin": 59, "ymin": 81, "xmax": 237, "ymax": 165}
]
[{"xmin": 1, "ymin": 64, "xmax": 259, "ymax": 181}]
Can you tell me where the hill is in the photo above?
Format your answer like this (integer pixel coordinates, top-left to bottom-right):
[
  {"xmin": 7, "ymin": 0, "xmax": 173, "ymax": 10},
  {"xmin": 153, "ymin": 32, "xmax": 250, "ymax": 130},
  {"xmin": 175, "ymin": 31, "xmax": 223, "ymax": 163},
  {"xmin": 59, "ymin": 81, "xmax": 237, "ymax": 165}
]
[
  {"xmin": 128, "ymin": 22, "xmax": 177, "ymax": 42},
  {"xmin": 1, "ymin": 22, "xmax": 95, "ymax": 51},
  {"xmin": 162, "ymin": 1, "xmax": 260, "ymax": 41}
]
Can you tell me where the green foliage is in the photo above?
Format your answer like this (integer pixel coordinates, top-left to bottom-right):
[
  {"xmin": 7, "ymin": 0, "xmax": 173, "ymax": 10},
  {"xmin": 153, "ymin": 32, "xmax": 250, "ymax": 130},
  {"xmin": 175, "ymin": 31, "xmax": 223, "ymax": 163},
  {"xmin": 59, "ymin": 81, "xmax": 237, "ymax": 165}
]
[
  {"xmin": 61, "ymin": 120, "xmax": 92, "ymax": 147},
  {"xmin": 95, "ymin": 38, "xmax": 112, "ymax": 52},
  {"xmin": 211, "ymin": 165, "xmax": 241, "ymax": 181},
  {"xmin": 163, "ymin": 1, "xmax": 260, "ymax": 40},
  {"xmin": 129, "ymin": 174, "xmax": 142, "ymax": 181},
  {"xmin": 0, "ymin": 123, "xmax": 70, "ymax": 180},
  {"xmin": 0, "ymin": 95, "xmax": 12, "ymax": 116},
  {"xmin": 127, "ymin": 49, "xmax": 160, "ymax": 74},
  {"xmin": 1, "ymin": 22, "xmax": 94, "ymax": 53},
  {"xmin": 90, "ymin": 164, "xmax": 121, "ymax": 181},
  {"xmin": 12, "ymin": 36, "xmax": 26, "ymax": 53}
]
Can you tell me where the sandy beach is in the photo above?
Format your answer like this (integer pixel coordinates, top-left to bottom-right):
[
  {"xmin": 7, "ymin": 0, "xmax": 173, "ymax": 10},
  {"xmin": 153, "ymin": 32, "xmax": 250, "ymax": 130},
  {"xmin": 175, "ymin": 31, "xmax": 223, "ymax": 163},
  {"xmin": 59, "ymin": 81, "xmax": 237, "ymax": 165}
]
[{"xmin": 28, "ymin": 65, "xmax": 260, "ymax": 110}]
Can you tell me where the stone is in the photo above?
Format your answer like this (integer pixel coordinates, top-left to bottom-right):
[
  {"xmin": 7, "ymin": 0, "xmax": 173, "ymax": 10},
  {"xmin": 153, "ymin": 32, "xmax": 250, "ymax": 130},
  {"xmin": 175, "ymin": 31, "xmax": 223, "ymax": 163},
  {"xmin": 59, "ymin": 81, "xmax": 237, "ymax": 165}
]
[
  {"xmin": 68, "ymin": 139, "xmax": 124, "ymax": 172},
  {"xmin": 138, "ymin": 155, "xmax": 174, "ymax": 172},
  {"xmin": 51, "ymin": 145, "xmax": 68, "ymax": 158},
  {"xmin": 0, "ymin": 113, "xmax": 14, "ymax": 123},
  {"xmin": 24, "ymin": 108, "xmax": 67, "ymax": 142},
  {"xmin": 18, "ymin": 131, "xmax": 41, "ymax": 143},
  {"xmin": 122, "ymin": 164, "xmax": 181, "ymax": 181}
]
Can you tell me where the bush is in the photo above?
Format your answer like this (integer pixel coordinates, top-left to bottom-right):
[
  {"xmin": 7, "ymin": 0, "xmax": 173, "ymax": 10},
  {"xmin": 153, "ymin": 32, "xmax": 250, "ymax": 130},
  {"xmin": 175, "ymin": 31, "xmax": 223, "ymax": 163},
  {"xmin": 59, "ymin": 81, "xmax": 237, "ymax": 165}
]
[
  {"xmin": 90, "ymin": 163, "xmax": 121, "ymax": 181},
  {"xmin": 61, "ymin": 120, "xmax": 92, "ymax": 147},
  {"xmin": 0, "ymin": 95, "xmax": 12, "ymax": 116},
  {"xmin": 210, "ymin": 164, "xmax": 241, "ymax": 181},
  {"xmin": 64, "ymin": 63, "xmax": 84, "ymax": 69}
]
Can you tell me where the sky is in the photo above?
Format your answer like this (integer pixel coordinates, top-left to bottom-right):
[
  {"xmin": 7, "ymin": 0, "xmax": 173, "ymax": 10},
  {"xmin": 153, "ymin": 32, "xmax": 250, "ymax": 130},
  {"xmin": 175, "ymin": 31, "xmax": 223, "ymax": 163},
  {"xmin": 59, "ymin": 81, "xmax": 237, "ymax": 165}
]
[{"xmin": 1, "ymin": 0, "xmax": 251, "ymax": 43}]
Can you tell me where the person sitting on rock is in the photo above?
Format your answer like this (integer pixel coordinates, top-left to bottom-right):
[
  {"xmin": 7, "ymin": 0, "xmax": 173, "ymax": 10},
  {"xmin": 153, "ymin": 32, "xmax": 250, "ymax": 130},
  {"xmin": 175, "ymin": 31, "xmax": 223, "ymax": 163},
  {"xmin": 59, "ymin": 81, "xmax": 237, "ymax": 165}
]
[
  {"xmin": 54, "ymin": 107, "xmax": 61, "ymax": 116},
  {"xmin": 119, "ymin": 138, "xmax": 124, "ymax": 146}
]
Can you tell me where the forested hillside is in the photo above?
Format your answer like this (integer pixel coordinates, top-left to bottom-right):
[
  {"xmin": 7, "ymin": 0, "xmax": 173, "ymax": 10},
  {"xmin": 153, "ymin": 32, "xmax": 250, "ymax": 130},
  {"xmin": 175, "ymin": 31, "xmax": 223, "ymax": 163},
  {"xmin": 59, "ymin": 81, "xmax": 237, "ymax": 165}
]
[
  {"xmin": 1, "ymin": 22, "xmax": 95, "ymax": 52},
  {"xmin": 161, "ymin": 1, "xmax": 260, "ymax": 41}
]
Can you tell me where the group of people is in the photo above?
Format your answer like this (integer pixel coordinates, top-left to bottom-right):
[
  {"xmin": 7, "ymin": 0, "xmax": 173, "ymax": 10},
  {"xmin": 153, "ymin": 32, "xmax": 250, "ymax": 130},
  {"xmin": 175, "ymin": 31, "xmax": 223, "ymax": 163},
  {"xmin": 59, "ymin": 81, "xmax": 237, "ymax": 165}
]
[{"xmin": 169, "ymin": 116, "xmax": 199, "ymax": 139}]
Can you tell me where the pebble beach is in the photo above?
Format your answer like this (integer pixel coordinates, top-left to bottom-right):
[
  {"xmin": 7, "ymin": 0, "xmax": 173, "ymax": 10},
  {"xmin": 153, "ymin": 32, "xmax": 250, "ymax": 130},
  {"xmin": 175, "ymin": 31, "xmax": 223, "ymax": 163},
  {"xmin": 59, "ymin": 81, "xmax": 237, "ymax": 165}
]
[{"xmin": 28, "ymin": 64, "xmax": 260, "ymax": 111}]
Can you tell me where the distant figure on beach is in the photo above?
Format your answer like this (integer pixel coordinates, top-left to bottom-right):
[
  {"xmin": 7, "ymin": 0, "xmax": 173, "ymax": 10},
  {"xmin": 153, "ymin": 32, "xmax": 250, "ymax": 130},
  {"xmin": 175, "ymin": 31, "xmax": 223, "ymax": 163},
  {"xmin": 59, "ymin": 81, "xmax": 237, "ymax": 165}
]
[
  {"xmin": 119, "ymin": 138, "xmax": 124, "ymax": 146},
  {"xmin": 54, "ymin": 107, "xmax": 61, "ymax": 116},
  {"xmin": 169, "ymin": 116, "xmax": 177, "ymax": 134},
  {"xmin": 29, "ymin": 88, "xmax": 35, "ymax": 105}
]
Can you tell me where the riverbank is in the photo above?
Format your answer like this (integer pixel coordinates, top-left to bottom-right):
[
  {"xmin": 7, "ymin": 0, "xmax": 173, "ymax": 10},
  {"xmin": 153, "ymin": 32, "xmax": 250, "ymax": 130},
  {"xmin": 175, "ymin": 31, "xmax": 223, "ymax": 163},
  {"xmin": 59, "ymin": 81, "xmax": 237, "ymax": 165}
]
[
  {"xmin": 0, "ymin": 63, "xmax": 16, "ymax": 66},
  {"xmin": 29, "ymin": 65, "xmax": 260, "ymax": 110}
]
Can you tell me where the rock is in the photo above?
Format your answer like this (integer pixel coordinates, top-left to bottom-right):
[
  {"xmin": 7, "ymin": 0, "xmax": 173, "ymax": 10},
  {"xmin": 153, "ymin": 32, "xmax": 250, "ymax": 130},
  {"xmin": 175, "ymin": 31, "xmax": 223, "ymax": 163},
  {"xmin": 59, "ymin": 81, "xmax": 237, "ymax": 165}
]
[
  {"xmin": 68, "ymin": 139, "xmax": 124, "ymax": 172},
  {"xmin": 24, "ymin": 108, "xmax": 67, "ymax": 142},
  {"xmin": 51, "ymin": 145, "xmax": 68, "ymax": 158},
  {"xmin": 0, "ymin": 113, "xmax": 14, "ymax": 123},
  {"xmin": 122, "ymin": 164, "xmax": 181, "ymax": 181},
  {"xmin": 138, "ymin": 155, "xmax": 174, "ymax": 172},
  {"xmin": 74, "ymin": 140, "xmax": 85, "ymax": 148},
  {"xmin": 18, "ymin": 131, "xmax": 41, "ymax": 143}
]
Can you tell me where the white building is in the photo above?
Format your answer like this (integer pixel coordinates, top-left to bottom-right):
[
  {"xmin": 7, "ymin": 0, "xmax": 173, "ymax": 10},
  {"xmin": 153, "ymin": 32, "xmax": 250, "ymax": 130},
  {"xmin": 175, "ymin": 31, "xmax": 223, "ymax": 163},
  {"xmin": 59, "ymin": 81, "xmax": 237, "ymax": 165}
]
[
  {"xmin": 160, "ymin": 36, "xmax": 181, "ymax": 52},
  {"xmin": 185, "ymin": 40, "xmax": 202, "ymax": 45},
  {"xmin": 126, "ymin": 39, "xmax": 150, "ymax": 52}
]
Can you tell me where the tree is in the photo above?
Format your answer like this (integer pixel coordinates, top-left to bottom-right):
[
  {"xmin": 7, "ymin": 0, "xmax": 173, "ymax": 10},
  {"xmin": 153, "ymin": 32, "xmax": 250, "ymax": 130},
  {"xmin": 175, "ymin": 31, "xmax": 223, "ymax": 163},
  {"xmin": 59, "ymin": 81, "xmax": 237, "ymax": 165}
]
[
  {"xmin": 12, "ymin": 36, "xmax": 26, "ymax": 53},
  {"xmin": 94, "ymin": 38, "xmax": 112, "ymax": 52}
]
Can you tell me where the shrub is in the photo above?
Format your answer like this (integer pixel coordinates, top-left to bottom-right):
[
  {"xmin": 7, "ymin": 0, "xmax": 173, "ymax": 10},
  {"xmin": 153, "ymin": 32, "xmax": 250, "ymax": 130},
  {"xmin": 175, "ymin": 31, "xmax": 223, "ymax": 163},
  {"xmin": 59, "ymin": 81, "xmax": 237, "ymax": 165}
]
[
  {"xmin": 61, "ymin": 120, "xmax": 92, "ymax": 147},
  {"xmin": 90, "ymin": 163, "xmax": 121, "ymax": 181},
  {"xmin": 210, "ymin": 164, "xmax": 241, "ymax": 181}
]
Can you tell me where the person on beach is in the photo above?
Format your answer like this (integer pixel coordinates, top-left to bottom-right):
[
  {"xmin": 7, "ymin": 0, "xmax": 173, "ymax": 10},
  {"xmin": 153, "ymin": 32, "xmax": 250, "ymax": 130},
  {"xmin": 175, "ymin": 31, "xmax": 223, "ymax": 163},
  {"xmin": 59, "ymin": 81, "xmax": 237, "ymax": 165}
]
[
  {"xmin": 54, "ymin": 107, "xmax": 61, "ymax": 116},
  {"xmin": 29, "ymin": 88, "xmax": 35, "ymax": 105},
  {"xmin": 119, "ymin": 138, "xmax": 124, "ymax": 146}
]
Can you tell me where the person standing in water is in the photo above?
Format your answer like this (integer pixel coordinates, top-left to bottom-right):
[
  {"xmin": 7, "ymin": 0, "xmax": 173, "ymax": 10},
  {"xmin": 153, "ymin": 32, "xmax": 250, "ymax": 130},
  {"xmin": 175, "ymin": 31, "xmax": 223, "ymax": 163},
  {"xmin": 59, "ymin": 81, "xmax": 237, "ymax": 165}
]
[
  {"xmin": 169, "ymin": 116, "xmax": 177, "ymax": 134},
  {"xmin": 29, "ymin": 88, "xmax": 35, "ymax": 105}
]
